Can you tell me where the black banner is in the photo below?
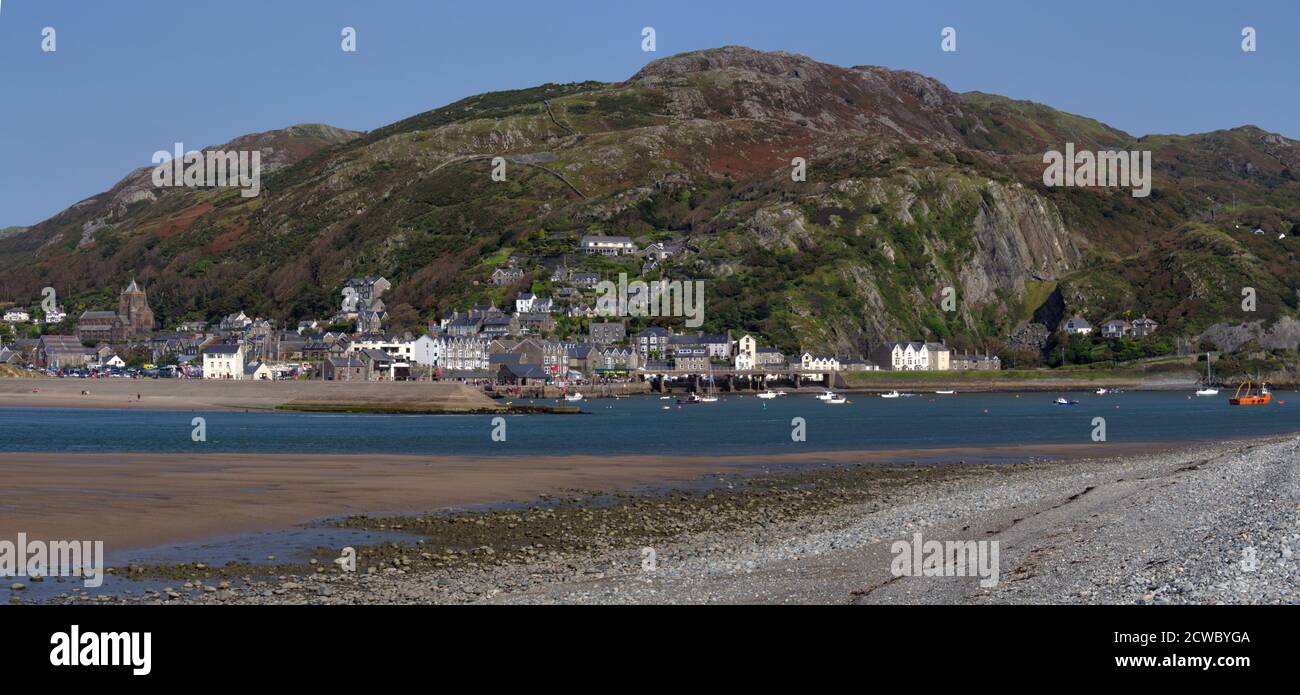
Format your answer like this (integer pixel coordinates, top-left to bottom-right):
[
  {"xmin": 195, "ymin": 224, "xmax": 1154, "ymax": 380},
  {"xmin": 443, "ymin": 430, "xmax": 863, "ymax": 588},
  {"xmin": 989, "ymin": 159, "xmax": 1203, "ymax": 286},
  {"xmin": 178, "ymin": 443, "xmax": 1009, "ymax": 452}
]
[{"xmin": 1, "ymin": 605, "xmax": 1285, "ymax": 682}]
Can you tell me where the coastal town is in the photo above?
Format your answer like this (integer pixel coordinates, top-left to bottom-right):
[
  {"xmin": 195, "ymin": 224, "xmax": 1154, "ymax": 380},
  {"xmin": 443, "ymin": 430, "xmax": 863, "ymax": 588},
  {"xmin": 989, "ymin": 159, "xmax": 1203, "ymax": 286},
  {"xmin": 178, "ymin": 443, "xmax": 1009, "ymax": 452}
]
[
  {"xmin": 0, "ymin": 232, "xmax": 1174, "ymax": 395},
  {"xmin": 1, "ymin": 272, "xmax": 1012, "ymax": 392}
]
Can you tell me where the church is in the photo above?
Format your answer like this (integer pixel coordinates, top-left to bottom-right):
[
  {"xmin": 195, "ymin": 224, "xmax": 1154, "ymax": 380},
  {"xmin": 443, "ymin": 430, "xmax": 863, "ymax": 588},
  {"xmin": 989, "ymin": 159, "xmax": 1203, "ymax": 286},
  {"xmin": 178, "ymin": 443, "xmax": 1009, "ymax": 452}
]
[{"xmin": 76, "ymin": 280, "xmax": 155, "ymax": 342}]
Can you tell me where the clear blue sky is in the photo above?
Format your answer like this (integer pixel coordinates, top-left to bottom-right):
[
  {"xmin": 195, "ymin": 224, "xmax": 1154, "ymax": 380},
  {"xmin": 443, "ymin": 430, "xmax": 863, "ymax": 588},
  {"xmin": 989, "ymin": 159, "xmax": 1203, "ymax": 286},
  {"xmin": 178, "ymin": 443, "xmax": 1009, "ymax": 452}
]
[{"xmin": 0, "ymin": 0, "xmax": 1295, "ymax": 226}]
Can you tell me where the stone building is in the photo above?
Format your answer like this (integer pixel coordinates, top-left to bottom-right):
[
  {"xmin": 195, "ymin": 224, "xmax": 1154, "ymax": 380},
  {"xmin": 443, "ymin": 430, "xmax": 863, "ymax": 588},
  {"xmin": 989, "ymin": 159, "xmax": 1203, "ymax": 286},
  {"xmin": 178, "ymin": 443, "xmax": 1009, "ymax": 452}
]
[{"xmin": 76, "ymin": 280, "xmax": 155, "ymax": 342}]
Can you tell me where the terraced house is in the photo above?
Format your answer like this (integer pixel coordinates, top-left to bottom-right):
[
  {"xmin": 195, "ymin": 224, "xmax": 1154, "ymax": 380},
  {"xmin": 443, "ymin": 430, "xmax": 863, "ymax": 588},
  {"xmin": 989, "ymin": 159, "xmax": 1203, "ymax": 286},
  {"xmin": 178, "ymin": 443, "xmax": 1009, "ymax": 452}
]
[{"xmin": 870, "ymin": 342, "xmax": 950, "ymax": 371}]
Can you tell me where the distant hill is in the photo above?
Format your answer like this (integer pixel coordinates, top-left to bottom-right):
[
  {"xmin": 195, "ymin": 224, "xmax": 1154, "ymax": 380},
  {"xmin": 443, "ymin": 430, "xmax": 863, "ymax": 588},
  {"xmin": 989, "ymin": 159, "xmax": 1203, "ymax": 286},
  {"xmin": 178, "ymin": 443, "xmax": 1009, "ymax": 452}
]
[{"xmin": 0, "ymin": 46, "xmax": 1296, "ymax": 359}]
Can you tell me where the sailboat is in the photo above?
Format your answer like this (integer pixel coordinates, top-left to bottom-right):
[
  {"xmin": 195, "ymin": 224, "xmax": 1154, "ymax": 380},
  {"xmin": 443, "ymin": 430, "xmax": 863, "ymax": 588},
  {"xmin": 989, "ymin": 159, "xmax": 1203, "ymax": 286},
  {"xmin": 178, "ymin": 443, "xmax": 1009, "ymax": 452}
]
[
  {"xmin": 1195, "ymin": 354, "xmax": 1219, "ymax": 396},
  {"xmin": 699, "ymin": 368, "xmax": 719, "ymax": 403}
]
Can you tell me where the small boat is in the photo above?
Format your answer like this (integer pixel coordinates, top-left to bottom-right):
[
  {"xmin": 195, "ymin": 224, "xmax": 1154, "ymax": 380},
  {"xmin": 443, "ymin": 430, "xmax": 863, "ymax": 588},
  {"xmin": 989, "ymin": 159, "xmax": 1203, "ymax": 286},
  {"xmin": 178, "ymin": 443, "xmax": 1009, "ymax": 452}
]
[
  {"xmin": 775, "ymin": 390, "xmax": 788, "ymax": 396},
  {"xmin": 756, "ymin": 390, "xmax": 778, "ymax": 399},
  {"xmin": 934, "ymin": 390, "xmax": 955, "ymax": 395},
  {"xmin": 564, "ymin": 392, "xmax": 584, "ymax": 402},
  {"xmin": 1196, "ymin": 354, "xmax": 1219, "ymax": 396},
  {"xmin": 659, "ymin": 396, "xmax": 671, "ymax": 400},
  {"xmin": 880, "ymin": 390, "xmax": 901, "ymax": 399},
  {"xmin": 1055, "ymin": 397, "xmax": 1079, "ymax": 406},
  {"xmin": 1230, "ymin": 380, "xmax": 1271, "ymax": 406},
  {"xmin": 815, "ymin": 390, "xmax": 837, "ymax": 401},
  {"xmin": 1095, "ymin": 388, "xmax": 1108, "ymax": 396},
  {"xmin": 825, "ymin": 396, "xmax": 848, "ymax": 404},
  {"xmin": 699, "ymin": 395, "xmax": 719, "ymax": 403}
]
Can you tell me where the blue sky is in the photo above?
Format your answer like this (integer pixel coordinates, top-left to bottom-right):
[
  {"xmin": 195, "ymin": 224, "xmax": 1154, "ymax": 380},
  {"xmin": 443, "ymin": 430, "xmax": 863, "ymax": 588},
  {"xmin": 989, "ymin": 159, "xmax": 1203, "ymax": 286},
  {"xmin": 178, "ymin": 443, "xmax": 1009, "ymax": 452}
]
[{"xmin": 0, "ymin": 0, "xmax": 1295, "ymax": 226}]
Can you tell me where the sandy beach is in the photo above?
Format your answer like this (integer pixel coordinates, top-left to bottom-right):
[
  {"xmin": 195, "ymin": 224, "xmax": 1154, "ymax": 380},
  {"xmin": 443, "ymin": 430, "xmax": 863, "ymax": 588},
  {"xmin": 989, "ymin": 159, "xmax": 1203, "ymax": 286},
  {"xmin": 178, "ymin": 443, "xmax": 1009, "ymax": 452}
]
[
  {"xmin": 0, "ymin": 442, "xmax": 1164, "ymax": 552},
  {"xmin": 76, "ymin": 435, "xmax": 1294, "ymax": 606}
]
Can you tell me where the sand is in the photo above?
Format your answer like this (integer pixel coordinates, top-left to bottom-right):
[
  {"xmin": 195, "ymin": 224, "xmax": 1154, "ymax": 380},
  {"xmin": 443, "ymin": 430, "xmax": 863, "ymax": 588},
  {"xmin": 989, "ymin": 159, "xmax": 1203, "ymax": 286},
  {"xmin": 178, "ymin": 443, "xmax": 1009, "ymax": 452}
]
[{"xmin": 0, "ymin": 442, "xmax": 1167, "ymax": 554}]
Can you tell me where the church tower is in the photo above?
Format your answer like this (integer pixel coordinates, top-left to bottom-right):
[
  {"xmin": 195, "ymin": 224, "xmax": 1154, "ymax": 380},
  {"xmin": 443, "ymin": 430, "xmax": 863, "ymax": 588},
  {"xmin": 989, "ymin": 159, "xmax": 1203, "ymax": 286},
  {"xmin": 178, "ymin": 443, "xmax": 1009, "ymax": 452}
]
[{"xmin": 118, "ymin": 279, "xmax": 155, "ymax": 339}]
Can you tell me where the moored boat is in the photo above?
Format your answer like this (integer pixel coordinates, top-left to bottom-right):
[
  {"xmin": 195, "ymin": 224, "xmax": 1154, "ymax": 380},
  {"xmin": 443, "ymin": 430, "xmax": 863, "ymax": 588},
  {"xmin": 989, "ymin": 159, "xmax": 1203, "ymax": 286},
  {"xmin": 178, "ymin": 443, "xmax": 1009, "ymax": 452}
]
[{"xmin": 1229, "ymin": 380, "xmax": 1271, "ymax": 406}]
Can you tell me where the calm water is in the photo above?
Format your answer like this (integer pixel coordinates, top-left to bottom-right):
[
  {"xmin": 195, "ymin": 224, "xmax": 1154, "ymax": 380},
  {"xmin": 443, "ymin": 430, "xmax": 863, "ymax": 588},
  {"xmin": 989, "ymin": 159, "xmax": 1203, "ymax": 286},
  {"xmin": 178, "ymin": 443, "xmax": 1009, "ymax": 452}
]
[{"xmin": 1, "ymin": 391, "xmax": 1297, "ymax": 455}]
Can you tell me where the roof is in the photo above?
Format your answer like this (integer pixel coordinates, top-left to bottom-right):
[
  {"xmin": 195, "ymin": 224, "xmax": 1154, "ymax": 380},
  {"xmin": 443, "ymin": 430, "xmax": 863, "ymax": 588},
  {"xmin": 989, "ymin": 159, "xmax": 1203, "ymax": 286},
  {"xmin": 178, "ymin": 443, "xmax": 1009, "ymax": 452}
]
[
  {"xmin": 78, "ymin": 311, "xmax": 118, "ymax": 320},
  {"xmin": 327, "ymin": 356, "xmax": 366, "ymax": 368},
  {"xmin": 498, "ymin": 361, "xmax": 549, "ymax": 379},
  {"xmin": 581, "ymin": 235, "xmax": 634, "ymax": 245},
  {"xmin": 203, "ymin": 344, "xmax": 242, "ymax": 355}
]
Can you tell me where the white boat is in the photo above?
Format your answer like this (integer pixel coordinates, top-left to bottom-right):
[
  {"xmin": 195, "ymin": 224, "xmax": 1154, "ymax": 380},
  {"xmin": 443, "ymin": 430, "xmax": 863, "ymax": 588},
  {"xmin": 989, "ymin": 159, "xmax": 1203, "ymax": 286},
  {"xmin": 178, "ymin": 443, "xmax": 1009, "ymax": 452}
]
[
  {"xmin": 756, "ymin": 390, "xmax": 778, "ymax": 399},
  {"xmin": 1095, "ymin": 388, "xmax": 1108, "ymax": 396},
  {"xmin": 564, "ymin": 392, "xmax": 584, "ymax": 402},
  {"xmin": 775, "ymin": 390, "xmax": 788, "ymax": 396},
  {"xmin": 825, "ymin": 396, "xmax": 848, "ymax": 404},
  {"xmin": 659, "ymin": 396, "xmax": 671, "ymax": 400},
  {"xmin": 1055, "ymin": 397, "xmax": 1079, "ymax": 406},
  {"xmin": 1196, "ymin": 354, "xmax": 1219, "ymax": 396},
  {"xmin": 880, "ymin": 390, "xmax": 901, "ymax": 399},
  {"xmin": 699, "ymin": 395, "xmax": 719, "ymax": 403},
  {"xmin": 815, "ymin": 390, "xmax": 836, "ymax": 401},
  {"xmin": 934, "ymin": 390, "xmax": 955, "ymax": 395}
]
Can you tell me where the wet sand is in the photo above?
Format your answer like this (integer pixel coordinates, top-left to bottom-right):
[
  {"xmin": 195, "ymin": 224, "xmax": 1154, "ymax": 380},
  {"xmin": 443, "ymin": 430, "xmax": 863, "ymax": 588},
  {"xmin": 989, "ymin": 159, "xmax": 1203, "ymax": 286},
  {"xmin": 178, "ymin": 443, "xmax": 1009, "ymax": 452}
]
[{"xmin": 0, "ymin": 441, "xmax": 1172, "ymax": 554}]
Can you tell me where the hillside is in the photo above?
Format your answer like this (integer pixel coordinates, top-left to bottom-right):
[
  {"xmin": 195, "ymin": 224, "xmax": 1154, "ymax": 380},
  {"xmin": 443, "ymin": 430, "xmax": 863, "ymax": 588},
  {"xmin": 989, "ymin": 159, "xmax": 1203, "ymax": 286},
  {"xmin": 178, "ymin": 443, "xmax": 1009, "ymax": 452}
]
[{"xmin": 1, "ymin": 46, "xmax": 1297, "ymax": 359}]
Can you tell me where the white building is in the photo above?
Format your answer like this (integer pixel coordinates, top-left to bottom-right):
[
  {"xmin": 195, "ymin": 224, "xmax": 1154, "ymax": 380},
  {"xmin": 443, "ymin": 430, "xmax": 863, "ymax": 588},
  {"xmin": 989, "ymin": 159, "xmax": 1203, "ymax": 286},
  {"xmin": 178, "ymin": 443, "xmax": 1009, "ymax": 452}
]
[
  {"xmin": 580, "ymin": 235, "xmax": 637, "ymax": 256},
  {"xmin": 514, "ymin": 293, "xmax": 553, "ymax": 314},
  {"xmin": 800, "ymin": 353, "xmax": 841, "ymax": 371},
  {"xmin": 202, "ymin": 344, "xmax": 246, "ymax": 380},
  {"xmin": 3, "ymin": 309, "xmax": 30, "ymax": 323},
  {"xmin": 1064, "ymin": 317, "xmax": 1092, "ymax": 335},
  {"xmin": 871, "ymin": 342, "xmax": 951, "ymax": 371},
  {"xmin": 414, "ymin": 336, "xmax": 490, "ymax": 371},
  {"xmin": 44, "ymin": 307, "xmax": 67, "ymax": 324},
  {"xmin": 350, "ymin": 335, "xmax": 415, "ymax": 362}
]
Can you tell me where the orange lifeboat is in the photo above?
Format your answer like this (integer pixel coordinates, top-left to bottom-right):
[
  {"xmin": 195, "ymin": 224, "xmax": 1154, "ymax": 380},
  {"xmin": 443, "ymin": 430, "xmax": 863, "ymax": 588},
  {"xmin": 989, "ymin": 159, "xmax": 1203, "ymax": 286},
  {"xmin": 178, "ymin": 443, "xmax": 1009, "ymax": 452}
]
[{"xmin": 1229, "ymin": 380, "xmax": 1271, "ymax": 406}]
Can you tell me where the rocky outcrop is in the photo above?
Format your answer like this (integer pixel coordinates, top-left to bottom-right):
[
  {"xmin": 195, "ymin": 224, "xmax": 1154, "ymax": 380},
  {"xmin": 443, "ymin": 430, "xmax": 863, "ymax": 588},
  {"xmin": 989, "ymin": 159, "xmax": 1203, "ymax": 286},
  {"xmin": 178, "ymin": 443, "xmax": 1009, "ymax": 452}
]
[{"xmin": 1197, "ymin": 318, "xmax": 1300, "ymax": 352}]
